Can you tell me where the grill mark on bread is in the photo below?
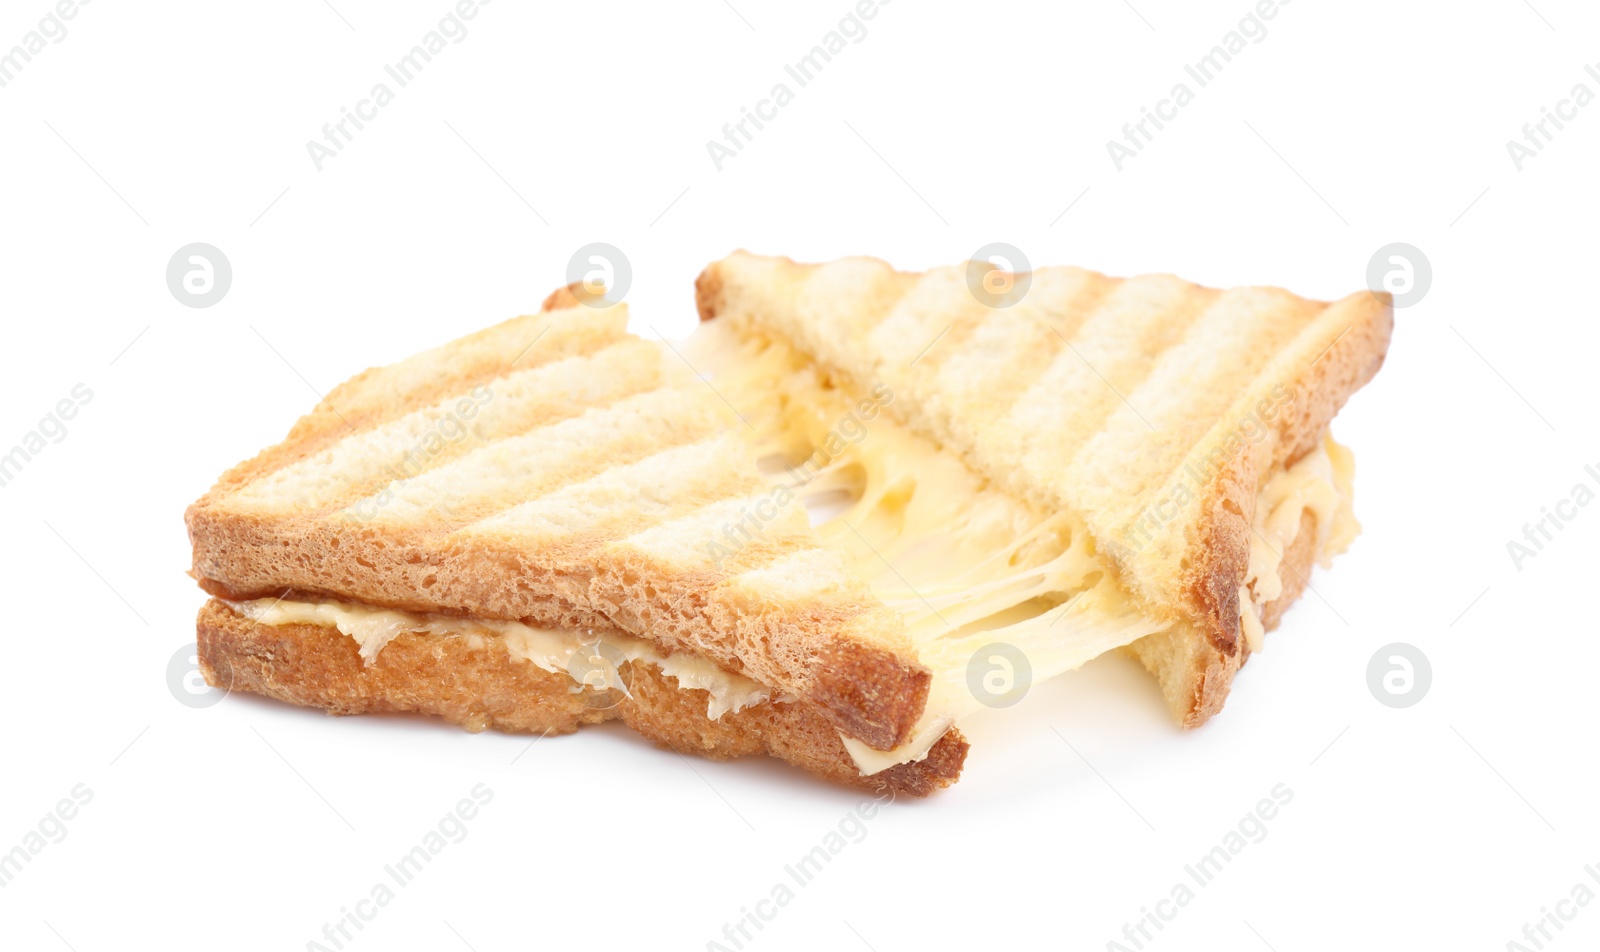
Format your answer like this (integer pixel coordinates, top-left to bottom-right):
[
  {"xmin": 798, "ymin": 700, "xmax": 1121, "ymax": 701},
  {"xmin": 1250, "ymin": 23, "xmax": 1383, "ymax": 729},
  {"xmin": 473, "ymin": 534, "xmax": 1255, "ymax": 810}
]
[
  {"xmin": 353, "ymin": 391, "xmax": 727, "ymax": 527},
  {"xmin": 925, "ymin": 267, "xmax": 1117, "ymax": 441},
  {"xmin": 455, "ymin": 436, "xmax": 761, "ymax": 541},
  {"xmin": 998, "ymin": 274, "xmax": 1220, "ymax": 511},
  {"xmin": 312, "ymin": 307, "xmax": 631, "ymax": 437},
  {"xmin": 862, "ymin": 266, "xmax": 999, "ymax": 371},
  {"xmin": 1061, "ymin": 288, "xmax": 1329, "ymax": 519},
  {"xmin": 216, "ymin": 307, "xmax": 632, "ymax": 491},
  {"xmin": 228, "ymin": 340, "xmax": 669, "ymax": 514}
]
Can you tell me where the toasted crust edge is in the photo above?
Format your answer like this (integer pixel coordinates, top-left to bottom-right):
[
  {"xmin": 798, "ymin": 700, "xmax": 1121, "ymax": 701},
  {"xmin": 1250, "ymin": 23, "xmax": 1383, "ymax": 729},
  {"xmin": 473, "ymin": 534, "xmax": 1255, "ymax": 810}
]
[
  {"xmin": 809, "ymin": 639, "xmax": 932, "ymax": 752},
  {"xmin": 1181, "ymin": 291, "xmax": 1392, "ymax": 660},
  {"xmin": 695, "ymin": 264, "xmax": 727, "ymax": 323},
  {"xmin": 540, "ymin": 282, "xmax": 587, "ymax": 312},
  {"xmin": 1125, "ymin": 508, "xmax": 1322, "ymax": 727},
  {"xmin": 197, "ymin": 600, "xmax": 965, "ymax": 796}
]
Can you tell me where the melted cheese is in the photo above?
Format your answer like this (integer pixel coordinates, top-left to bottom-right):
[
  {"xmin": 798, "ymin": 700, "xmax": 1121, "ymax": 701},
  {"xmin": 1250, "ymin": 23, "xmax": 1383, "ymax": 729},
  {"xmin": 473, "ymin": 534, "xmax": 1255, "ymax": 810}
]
[
  {"xmin": 689, "ymin": 322, "xmax": 1171, "ymax": 773},
  {"xmin": 842, "ymin": 577, "xmax": 1166, "ymax": 772},
  {"xmin": 226, "ymin": 597, "xmax": 775, "ymax": 720},
  {"xmin": 1238, "ymin": 432, "xmax": 1358, "ymax": 651},
  {"xmin": 689, "ymin": 320, "xmax": 1360, "ymax": 773}
]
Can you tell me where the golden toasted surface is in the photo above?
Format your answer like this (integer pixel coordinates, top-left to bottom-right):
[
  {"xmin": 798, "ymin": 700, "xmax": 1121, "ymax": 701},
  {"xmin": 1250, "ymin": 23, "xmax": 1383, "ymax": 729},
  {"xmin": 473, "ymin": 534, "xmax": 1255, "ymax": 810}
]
[
  {"xmin": 185, "ymin": 302, "xmax": 929, "ymax": 751},
  {"xmin": 196, "ymin": 600, "xmax": 965, "ymax": 796},
  {"xmin": 697, "ymin": 251, "xmax": 1391, "ymax": 725}
]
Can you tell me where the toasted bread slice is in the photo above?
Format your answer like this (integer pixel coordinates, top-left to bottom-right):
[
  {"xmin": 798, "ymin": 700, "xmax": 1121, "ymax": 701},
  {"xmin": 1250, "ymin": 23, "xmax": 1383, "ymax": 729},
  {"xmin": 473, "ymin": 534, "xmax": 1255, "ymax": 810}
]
[
  {"xmin": 696, "ymin": 251, "xmax": 1391, "ymax": 724},
  {"xmin": 186, "ymin": 302, "xmax": 929, "ymax": 750},
  {"xmin": 196, "ymin": 600, "xmax": 966, "ymax": 796}
]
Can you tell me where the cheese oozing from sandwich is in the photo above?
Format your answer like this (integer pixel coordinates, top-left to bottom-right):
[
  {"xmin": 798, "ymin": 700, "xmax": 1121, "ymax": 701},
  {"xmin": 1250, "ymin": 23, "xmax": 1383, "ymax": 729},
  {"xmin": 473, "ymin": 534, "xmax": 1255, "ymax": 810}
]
[
  {"xmin": 1238, "ymin": 431, "xmax": 1358, "ymax": 652},
  {"xmin": 224, "ymin": 597, "xmax": 779, "ymax": 720},
  {"xmin": 687, "ymin": 319, "xmax": 1358, "ymax": 773}
]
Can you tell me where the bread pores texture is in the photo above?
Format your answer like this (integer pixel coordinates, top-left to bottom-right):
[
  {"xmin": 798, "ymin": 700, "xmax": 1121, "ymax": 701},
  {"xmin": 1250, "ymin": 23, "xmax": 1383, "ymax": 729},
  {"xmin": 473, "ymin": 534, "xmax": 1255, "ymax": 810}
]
[{"xmin": 196, "ymin": 600, "xmax": 965, "ymax": 796}]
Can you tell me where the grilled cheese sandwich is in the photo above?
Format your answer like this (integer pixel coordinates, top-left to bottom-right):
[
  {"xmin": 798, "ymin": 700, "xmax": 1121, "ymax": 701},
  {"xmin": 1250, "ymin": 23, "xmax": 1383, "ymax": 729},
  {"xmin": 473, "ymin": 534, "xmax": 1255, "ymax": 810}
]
[{"xmin": 187, "ymin": 250, "xmax": 1391, "ymax": 793}]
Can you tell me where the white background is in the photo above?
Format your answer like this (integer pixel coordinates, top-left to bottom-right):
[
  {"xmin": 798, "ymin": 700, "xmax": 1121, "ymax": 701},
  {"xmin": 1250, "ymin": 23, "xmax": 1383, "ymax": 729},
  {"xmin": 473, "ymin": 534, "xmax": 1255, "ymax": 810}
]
[{"xmin": 1, "ymin": 1, "xmax": 1595, "ymax": 949}]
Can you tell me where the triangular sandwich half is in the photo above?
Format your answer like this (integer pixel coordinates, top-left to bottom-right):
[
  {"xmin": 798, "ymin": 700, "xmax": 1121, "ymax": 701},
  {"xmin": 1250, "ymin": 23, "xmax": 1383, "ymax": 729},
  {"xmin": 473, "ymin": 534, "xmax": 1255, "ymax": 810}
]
[
  {"xmin": 187, "ymin": 292, "xmax": 962, "ymax": 793},
  {"xmin": 693, "ymin": 251, "xmax": 1391, "ymax": 752}
]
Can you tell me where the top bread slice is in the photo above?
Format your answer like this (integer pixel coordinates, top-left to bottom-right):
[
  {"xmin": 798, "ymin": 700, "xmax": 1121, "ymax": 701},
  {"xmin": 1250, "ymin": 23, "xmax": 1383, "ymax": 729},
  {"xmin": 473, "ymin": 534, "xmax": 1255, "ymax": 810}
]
[
  {"xmin": 695, "ymin": 251, "xmax": 1392, "ymax": 724},
  {"xmin": 186, "ymin": 301, "xmax": 930, "ymax": 751}
]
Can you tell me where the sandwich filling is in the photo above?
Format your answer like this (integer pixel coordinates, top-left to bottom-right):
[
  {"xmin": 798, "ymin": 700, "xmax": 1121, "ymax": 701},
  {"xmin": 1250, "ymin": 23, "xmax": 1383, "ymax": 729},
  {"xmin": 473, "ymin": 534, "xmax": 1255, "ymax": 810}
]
[
  {"xmin": 687, "ymin": 319, "xmax": 1358, "ymax": 772},
  {"xmin": 1239, "ymin": 432, "xmax": 1358, "ymax": 652},
  {"xmin": 224, "ymin": 597, "xmax": 781, "ymax": 720}
]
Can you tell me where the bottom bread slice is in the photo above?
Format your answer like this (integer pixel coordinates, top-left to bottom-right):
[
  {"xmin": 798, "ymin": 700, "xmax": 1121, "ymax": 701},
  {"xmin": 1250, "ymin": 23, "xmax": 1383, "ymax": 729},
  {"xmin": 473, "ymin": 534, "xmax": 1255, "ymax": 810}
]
[{"xmin": 196, "ymin": 600, "xmax": 966, "ymax": 796}]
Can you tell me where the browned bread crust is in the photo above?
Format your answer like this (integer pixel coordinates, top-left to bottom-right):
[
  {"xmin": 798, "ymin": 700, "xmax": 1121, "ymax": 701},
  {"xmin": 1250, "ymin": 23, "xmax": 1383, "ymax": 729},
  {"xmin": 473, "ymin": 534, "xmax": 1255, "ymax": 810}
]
[
  {"xmin": 1179, "ymin": 298, "xmax": 1392, "ymax": 663},
  {"xmin": 540, "ymin": 282, "xmax": 586, "ymax": 312},
  {"xmin": 1122, "ymin": 509, "xmax": 1321, "ymax": 726},
  {"xmin": 197, "ymin": 600, "xmax": 965, "ymax": 796}
]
